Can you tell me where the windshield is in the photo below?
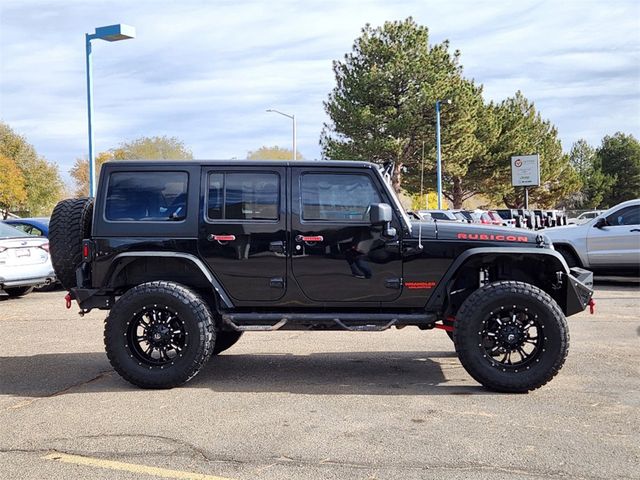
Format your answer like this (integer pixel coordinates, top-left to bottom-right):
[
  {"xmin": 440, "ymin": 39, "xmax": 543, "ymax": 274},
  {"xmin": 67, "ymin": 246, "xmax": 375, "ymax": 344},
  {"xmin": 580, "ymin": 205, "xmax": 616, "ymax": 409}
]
[
  {"xmin": 373, "ymin": 166, "xmax": 412, "ymax": 229},
  {"xmin": 0, "ymin": 223, "xmax": 27, "ymax": 239}
]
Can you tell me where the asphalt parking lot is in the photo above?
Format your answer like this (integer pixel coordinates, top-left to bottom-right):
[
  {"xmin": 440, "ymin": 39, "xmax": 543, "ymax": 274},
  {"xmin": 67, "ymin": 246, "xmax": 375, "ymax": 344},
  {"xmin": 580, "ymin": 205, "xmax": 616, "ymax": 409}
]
[{"xmin": 1, "ymin": 280, "xmax": 639, "ymax": 480}]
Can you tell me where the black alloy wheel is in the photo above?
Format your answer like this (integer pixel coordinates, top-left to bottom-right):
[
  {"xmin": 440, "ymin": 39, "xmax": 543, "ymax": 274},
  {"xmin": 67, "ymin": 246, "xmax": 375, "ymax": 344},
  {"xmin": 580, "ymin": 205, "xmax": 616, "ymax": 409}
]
[
  {"xmin": 127, "ymin": 306, "xmax": 188, "ymax": 367},
  {"xmin": 479, "ymin": 306, "xmax": 543, "ymax": 369},
  {"xmin": 454, "ymin": 281, "xmax": 568, "ymax": 393},
  {"xmin": 105, "ymin": 281, "xmax": 214, "ymax": 389}
]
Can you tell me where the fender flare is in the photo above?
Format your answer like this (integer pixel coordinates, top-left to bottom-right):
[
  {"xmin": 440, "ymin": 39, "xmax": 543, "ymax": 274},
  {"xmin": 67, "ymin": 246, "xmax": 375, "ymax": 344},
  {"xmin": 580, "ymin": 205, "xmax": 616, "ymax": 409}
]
[
  {"xmin": 107, "ymin": 252, "xmax": 234, "ymax": 308},
  {"xmin": 425, "ymin": 247, "xmax": 569, "ymax": 311}
]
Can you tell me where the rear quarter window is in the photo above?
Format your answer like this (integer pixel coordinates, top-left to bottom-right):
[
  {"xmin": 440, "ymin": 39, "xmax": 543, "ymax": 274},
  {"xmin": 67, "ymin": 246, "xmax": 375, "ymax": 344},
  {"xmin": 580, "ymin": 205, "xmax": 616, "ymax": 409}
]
[{"xmin": 105, "ymin": 171, "xmax": 188, "ymax": 222}]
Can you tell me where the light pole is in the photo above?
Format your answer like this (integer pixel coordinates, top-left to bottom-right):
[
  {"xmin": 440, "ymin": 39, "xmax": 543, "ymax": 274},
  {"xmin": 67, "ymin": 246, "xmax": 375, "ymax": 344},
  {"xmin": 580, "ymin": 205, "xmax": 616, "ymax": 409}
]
[
  {"xmin": 435, "ymin": 98, "xmax": 451, "ymax": 209},
  {"xmin": 86, "ymin": 24, "xmax": 135, "ymax": 197},
  {"xmin": 266, "ymin": 109, "xmax": 296, "ymax": 160}
]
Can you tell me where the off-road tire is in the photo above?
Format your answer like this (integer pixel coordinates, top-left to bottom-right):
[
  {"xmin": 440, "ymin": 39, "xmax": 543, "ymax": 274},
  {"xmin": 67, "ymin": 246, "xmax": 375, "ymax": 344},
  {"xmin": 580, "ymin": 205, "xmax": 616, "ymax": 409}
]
[
  {"xmin": 104, "ymin": 281, "xmax": 215, "ymax": 389},
  {"xmin": 555, "ymin": 245, "xmax": 580, "ymax": 269},
  {"xmin": 454, "ymin": 281, "xmax": 569, "ymax": 393},
  {"xmin": 212, "ymin": 330, "xmax": 243, "ymax": 355},
  {"xmin": 5, "ymin": 286, "xmax": 34, "ymax": 297},
  {"xmin": 49, "ymin": 198, "xmax": 94, "ymax": 289}
]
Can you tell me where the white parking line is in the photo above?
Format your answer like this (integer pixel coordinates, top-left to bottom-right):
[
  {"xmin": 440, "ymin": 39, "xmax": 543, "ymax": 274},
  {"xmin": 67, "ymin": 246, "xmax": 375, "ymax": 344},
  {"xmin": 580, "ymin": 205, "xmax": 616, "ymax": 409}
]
[{"xmin": 43, "ymin": 452, "xmax": 236, "ymax": 480}]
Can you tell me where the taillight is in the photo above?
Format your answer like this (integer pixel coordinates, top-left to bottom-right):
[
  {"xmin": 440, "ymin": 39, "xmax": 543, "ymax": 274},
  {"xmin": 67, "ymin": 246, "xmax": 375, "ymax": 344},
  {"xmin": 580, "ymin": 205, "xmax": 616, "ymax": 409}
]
[
  {"xmin": 82, "ymin": 240, "xmax": 94, "ymax": 261},
  {"xmin": 39, "ymin": 242, "xmax": 50, "ymax": 252}
]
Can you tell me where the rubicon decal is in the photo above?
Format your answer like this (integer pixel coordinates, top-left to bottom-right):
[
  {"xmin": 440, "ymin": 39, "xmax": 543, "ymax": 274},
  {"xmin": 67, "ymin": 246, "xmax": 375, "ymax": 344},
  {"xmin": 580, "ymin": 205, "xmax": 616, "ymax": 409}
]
[
  {"xmin": 457, "ymin": 233, "xmax": 529, "ymax": 242},
  {"xmin": 405, "ymin": 281, "xmax": 437, "ymax": 289}
]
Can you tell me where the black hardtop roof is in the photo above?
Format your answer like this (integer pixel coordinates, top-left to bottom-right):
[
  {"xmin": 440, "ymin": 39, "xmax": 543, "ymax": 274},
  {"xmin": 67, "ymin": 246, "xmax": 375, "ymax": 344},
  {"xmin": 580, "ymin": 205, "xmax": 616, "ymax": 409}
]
[{"xmin": 102, "ymin": 159, "xmax": 378, "ymax": 169}]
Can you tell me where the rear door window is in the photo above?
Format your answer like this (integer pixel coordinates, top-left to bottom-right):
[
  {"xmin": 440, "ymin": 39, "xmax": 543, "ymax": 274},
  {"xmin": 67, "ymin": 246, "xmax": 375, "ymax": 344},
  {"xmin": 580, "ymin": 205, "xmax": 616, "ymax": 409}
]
[
  {"xmin": 206, "ymin": 172, "xmax": 279, "ymax": 221},
  {"xmin": 105, "ymin": 172, "xmax": 188, "ymax": 221}
]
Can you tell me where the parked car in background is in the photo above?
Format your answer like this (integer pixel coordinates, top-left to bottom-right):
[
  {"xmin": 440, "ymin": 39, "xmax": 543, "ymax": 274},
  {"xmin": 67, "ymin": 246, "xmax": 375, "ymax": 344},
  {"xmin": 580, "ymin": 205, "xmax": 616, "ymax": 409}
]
[
  {"xmin": 545, "ymin": 199, "xmax": 640, "ymax": 275},
  {"xmin": 0, "ymin": 223, "xmax": 56, "ymax": 298},
  {"xmin": 3, "ymin": 217, "xmax": 50, "ymax": 237},
  {"xmin": 496, "ymin": 209, "xmax": 519, "ymax": 227},
  {"xmin": 418, "ymin": 210, "xmax": 461, "ymax": 222},
  {"xmin": 485, "ymin": 210, "xmax": 504, "ymax": 226},
  {"xmin": 568, "ymin": 210, "xmax": 604, "ymax": 225},
  {"xmin": 450, "ymin": 210, "xmax": 469, "ymax": 223},
  {"xmin": 456, "ymin": 210, "xmax": 479, "ymax": 223}
]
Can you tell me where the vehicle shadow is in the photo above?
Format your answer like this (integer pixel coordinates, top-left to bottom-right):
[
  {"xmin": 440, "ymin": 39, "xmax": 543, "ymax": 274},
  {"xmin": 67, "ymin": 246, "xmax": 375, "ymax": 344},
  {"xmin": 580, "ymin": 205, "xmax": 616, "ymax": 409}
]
[{"xmin": 0, "ymin": 350, "xmax": 489, "ymax": 397}]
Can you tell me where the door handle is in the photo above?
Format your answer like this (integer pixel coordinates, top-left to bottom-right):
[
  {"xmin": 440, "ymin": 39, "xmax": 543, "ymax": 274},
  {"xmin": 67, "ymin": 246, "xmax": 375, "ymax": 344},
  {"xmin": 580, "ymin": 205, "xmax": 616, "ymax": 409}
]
[
  {"xmin": 296, "ymin": 235, "xmax": 323, "ymax": 243},
  {"xmin": 631, "ymin": 229, "xmax": 640, "ymax": 232},
  {"xmin": 208, "ymin": 234, "xmax": 236, "ymax": 244}
]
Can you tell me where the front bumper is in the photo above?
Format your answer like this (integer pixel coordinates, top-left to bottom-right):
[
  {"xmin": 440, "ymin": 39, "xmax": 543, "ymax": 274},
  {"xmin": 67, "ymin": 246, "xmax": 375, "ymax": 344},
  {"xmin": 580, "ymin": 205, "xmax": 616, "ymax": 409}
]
[{"xmin": 565, "ymin": 267, "xmax": 594, "ymax": 316}]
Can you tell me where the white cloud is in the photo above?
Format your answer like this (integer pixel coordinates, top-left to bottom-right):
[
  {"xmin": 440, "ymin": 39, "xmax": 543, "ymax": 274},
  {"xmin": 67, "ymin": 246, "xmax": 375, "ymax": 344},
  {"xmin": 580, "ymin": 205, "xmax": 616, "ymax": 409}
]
[{"xmin": 1, "ymin": 0, "xmax": 638, "ymax": 183}]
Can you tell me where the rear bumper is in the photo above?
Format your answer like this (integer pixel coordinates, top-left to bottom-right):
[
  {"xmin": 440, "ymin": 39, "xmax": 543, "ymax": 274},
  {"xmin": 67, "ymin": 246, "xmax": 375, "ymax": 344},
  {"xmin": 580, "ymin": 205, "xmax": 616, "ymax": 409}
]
[
  {"xmin": 0, "ymin": 275, "xmax": 56, "ymax": 295},
  {"xmin": 565, "ymin": 267, "xmax": 594, "ymax": 316}
]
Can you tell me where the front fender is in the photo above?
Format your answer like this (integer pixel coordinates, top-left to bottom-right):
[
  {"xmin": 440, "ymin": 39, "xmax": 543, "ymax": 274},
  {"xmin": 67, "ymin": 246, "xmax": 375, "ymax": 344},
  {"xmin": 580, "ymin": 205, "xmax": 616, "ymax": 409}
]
[{"xmin": 425, "ymin": 247, "xmax": 593, "ymax": 317}]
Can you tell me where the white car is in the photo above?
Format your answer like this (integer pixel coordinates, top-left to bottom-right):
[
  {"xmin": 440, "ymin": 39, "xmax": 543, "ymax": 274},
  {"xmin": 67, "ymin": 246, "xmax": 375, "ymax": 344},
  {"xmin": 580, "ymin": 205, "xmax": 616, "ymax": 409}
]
[
  {"xmin": 0, "ymin": 223, "xmax": 56, "ymax": 298},
  {"xmin": 545, "ymin": 199, "xmax": 640, "ymax": 275},
  {"xmin": 418, "ymin": 210, "xmax": 461, "ymax": 222},
  {"xmin": 569, "ymin": 210, "xmax": 603, "ymax": 225}
]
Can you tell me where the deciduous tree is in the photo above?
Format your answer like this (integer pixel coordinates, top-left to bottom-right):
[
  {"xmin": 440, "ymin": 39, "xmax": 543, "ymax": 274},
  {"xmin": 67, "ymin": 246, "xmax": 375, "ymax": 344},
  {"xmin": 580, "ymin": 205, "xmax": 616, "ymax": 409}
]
[
  {"xmin": 70, "ymin": 136, "xmax": 193, "ymax": 196},
  {"xmin": 0, "ymin": 154, "xmax": 27, "ymax": 218},
  {"xmin": 0, "ymin": 122, "xmax": 64, "ymax": 216},
  {"xmin": 247, "ymin": 146, "xmax": 302, "ymax": 160}
]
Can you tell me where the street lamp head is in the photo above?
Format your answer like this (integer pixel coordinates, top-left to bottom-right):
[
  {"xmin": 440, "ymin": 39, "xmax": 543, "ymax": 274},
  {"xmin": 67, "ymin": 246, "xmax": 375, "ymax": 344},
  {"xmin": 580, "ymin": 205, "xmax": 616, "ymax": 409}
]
[
  {"xmin": 437, "ymin": 98, "xmax": 452, "ymax": 106},
  {"xmin": 93, "ymin": 24, "xmax": 136, "ymax": 42}
]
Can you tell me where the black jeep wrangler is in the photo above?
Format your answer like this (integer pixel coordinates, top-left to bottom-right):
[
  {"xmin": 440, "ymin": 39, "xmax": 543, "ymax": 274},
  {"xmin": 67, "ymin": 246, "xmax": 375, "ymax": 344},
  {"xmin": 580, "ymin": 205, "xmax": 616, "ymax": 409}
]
[{"xmin": 49, "ymin": 160, "xmax": 593, "ymax": 392}]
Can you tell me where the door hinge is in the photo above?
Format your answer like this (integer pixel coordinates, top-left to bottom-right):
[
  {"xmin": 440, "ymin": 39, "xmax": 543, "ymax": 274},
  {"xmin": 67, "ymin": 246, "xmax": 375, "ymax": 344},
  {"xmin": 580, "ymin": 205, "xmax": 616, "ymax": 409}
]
[
  {"xmin": 270, "ymin": 277, "xmax": 285, "ymax": 289},
  {"xmin": 385, "ymin": 278, "xmax": 402, "ymax": 289}
]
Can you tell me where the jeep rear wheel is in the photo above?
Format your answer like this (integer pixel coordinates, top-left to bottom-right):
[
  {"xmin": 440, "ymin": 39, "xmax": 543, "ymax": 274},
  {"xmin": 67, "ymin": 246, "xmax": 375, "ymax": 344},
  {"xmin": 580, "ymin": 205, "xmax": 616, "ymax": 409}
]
[
  {"xmin": 49, "ymin": 197, "xmax": 94, "ymax": 289},
  {"xmin": 104, "ymin": 281, "xmax": 214, "ymax": 389},
  {"xmin": 454, "ymin": 281, "xmax": 569, "ymax": 393},
  {"xmin": 212, "ymin": 330, "xmax": 243, "ymax": 355}
]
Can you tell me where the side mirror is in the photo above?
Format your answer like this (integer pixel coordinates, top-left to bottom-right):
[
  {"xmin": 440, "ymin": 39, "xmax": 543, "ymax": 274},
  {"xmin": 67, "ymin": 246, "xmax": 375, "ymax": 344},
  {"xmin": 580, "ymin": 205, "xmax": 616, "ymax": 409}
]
[
  {"xmin": 369, "ymin": 203, "xmax": 392, "ymax": 225},
  {"xmin": 369, "ymin": 203, "xmax": 396, "ymax": 238},
  {"xmin": 594, "ymin": 217, "xmax": 607, "ymax": 229}
]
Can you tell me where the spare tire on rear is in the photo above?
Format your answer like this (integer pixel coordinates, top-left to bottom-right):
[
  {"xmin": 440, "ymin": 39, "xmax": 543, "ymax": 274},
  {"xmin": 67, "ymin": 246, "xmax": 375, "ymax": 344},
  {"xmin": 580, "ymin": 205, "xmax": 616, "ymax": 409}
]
[{"xmin": 49, "ymin": 197, "xmax": 94, "ymax": 290}]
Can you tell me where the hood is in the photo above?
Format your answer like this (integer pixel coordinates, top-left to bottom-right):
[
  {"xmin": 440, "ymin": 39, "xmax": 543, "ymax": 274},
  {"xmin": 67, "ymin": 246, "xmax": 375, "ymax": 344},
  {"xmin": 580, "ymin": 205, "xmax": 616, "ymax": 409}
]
[
  {"xmin": 433, "ymin": 221, "xmax": 541, "ymax": 245},
  {"xmin": 544, "ymin": 223, "xmax": 583, "ymax": 236}
]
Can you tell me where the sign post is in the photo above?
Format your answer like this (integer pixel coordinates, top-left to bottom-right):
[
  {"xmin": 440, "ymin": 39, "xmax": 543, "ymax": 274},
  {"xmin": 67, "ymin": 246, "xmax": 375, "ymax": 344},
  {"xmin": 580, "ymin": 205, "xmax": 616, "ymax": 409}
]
[{"xmin": 511, "ymin": 154, "xmax": 540, "ymax": 209}]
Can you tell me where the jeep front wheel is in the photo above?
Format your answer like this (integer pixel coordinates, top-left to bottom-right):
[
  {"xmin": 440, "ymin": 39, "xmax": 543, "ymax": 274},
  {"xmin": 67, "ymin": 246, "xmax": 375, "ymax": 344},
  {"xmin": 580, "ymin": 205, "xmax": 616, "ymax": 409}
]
[
  {"xmin": 104, "ymin": 281, "xmax": 214, "ymax": 389},
  {"xmin": 454, "ymin": 281, "xmax": 569, "ymax": 393}
]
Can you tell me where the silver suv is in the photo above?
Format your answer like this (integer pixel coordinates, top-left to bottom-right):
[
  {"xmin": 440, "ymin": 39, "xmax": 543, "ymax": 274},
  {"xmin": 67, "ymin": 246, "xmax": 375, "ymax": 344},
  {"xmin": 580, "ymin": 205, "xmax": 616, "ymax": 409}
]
[{"xmin": 545, "ymin": 199, "xmax": 640, "ymax": 274}]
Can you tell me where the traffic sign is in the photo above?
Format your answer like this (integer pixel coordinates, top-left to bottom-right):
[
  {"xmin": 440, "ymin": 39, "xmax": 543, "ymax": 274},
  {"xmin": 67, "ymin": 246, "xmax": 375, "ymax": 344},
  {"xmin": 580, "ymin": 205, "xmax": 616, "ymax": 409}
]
[{"xmin": 511, "ymin": 154, "xmax": 540, "ymax": 187}]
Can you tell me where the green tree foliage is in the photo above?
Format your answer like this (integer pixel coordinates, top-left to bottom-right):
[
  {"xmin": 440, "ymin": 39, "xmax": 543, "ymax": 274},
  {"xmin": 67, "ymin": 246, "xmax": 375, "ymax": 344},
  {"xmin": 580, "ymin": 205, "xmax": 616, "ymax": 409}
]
[
  {"xmin": 567, "ymin": 139, "xmax": 613, "ymax": 209},
  {"xmin": 70, "ymin": 136, "xmax": 193, "ymax": 196},
  {"xmin": 0, "ymin": 122, "xmax": 64, "ymax": 216},
  {"xmin": 0, "ymin": 154, "xmax": 27, "ymax": 218},
  {"xmin": 110, "ymin": 135, "xmax": 193, "ymax": 161},
  {"xmin": 247, "ymin": 145, "xmax": 302, "ymax": 160},
  {"xmin": 596, "ymin": 132, "xmax": 640, "ymax": 207},
  {"xmin": 321, "ymin": 19, "xmax": 583, "ymax": 209},
  {"xmin": 485, "ymin": 92, "xmax": 580, "ymax": 208},
  {"xmin": 321, "ymin": 18, "xmax": 462, "ymax": 193}
]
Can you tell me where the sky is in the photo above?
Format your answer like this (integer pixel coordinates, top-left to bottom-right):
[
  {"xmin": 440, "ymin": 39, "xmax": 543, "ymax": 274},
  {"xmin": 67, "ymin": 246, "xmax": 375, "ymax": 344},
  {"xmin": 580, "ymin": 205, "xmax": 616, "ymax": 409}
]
[{"xmin": 1, "ymin": 0, "xmax": 639, "ymax": 187}]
